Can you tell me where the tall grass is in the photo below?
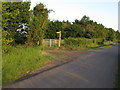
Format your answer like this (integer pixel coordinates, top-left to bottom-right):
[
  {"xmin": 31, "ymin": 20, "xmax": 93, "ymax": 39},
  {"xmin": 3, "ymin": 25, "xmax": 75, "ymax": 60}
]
[{"xmin": 2, "ymin": 46, "xmax": 56, "ymax": 85}]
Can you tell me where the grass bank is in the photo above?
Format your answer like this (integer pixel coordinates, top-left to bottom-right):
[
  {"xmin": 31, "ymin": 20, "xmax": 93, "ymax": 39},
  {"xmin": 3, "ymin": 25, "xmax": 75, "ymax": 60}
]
[{"xmin": 2, "ymin": 46, "xmax": 57, "ymax": 86}]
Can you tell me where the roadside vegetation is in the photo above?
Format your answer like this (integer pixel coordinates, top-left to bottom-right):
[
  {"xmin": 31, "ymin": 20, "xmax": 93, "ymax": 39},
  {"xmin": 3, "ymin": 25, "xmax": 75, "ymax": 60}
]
[
  {"xmin": 2, "ymin": 1, "xmax": 120, "ymax": 86},
  {"xmin": 2, "ymin": 46, "xmax": 58, "ymax": 85},
  {"xmin": 43, "ymin": 38, "xmax": 116, "ymax": 51},
  {"xmin": 63, "ymin": 38, "xmax": 115, "ymax": 50}
]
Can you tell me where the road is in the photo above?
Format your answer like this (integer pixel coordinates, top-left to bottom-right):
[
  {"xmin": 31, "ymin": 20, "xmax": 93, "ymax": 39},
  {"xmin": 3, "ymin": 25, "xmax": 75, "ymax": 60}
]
[{"xmin": 4, "ymin": 44, "xmax": 118, "ymax": 88}]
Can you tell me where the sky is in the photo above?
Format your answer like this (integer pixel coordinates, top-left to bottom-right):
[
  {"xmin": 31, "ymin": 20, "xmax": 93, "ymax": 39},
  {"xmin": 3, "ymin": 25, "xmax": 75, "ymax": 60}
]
[{"xmin": 28, "ymin": 0, "xmax": 119, "ymax": 31}]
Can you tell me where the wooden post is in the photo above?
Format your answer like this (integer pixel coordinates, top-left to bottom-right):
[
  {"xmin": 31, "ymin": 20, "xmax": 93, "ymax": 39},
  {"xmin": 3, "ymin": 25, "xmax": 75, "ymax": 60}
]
[
  {"xmin": 55, "ymin": 40, "xmax": 56, "ymax": 46},
  {"xmin": 37, "ymin": 41, "xmax": 40, "ymax": 46},
  {"xmin": 58, "ymin": 31, "xmax": 61, "ymax": 47},
  {"xmin": 50, "ymin": 39, "xmax": 52, "ymax": 47},
  {"xmin": 56, "ymin": 31, "xmax": 61, "ymax": 48}
]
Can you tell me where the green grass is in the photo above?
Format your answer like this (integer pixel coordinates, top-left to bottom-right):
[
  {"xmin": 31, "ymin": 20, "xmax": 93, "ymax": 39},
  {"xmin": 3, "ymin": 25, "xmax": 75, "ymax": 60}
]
[
  {"xmin": 43, "ymin": 43, "xmax": 116, "ymax": 51},
  {"xmin": 2, "ymin": 46, "xmax": 57, "ymax": 86},
  {"xmin": 88, "ymin": 44, "xmax": 115, "ymax": 50}
]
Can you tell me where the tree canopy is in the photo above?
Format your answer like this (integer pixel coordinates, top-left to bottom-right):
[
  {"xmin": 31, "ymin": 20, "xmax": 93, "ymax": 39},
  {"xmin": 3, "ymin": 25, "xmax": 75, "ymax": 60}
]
[
  {"xmin": 45, "ymin": 15, "xmax": 119, "ymax": 41},
  {"xmin": 26, "ymin": 3, "xmax": 49, "ymax": 46},
  {"xmin": 2, "ymin": 1, "xmax": 31, "ymax": 45}
]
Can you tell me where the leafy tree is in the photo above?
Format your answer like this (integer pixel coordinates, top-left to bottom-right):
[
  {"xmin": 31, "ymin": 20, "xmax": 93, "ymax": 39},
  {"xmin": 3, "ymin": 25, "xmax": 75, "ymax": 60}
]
[
  {"xmin": 2, "ymin": 1, "xmax": 31, "ymax": 45},
  {"xmin": 115, "ymin": 30, "xmax": 120, "ymax": 41},
  {"xmin": 64, "ymin": 24, "xmax": 80, "ymax": 38},
  {"xmin": 80, "ymin": 15, "xmax": 90, "ymax": 26},
  {"xmin": 106, "ymin": 28, "xmax": 116, "ymax": 41},
  {"xmin": 73, "ymin": 19, "xmax": 81, "ymax": 25},
  {"xmin": 27, "ymin": 3, "xmax": 49, "ymax": 46},
  {"xmin": 45, "ymin": 20, "xmax": 63, "ymax": 39}
]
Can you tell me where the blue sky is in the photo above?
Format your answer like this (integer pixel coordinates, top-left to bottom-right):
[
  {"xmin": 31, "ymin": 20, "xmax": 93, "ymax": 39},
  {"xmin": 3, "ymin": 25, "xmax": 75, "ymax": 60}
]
[{"xmin": 29, "ymin": 0, "xmax": 119, "ymax": 30}]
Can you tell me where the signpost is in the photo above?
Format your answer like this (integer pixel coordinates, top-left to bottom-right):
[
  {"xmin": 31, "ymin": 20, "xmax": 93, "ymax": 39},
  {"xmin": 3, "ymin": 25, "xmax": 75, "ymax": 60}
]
[{"xmin": 56, "ymin": 31, "xmax": 61, "ymax": 47}]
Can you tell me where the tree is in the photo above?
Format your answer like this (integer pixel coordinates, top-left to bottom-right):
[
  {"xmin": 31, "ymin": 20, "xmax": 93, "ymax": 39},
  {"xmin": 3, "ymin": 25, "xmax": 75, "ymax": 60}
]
[
  {"xmin": 26, "ymin": 3, "xmax": 49, "ymax": 46},
  {"xmin": 106, "ymin": 28, "xmax": 116, "ymax": 41},
  {"xmin": 115, "ymin": 30, "xmax": 120, "ymax": 41},
  {"xmin": 73, "ymin": 19, "xmax": 81, "ymax": 25},
  {"xmin": 2, "ymin": 1, "xmax": 31, "ymax": 45},
  {"xmin": 80, "ymin": 15, "xmax": 90, "ymax": 26},
  {"xmin": 45, "ymin": 20, "xmax": 63, "ymax": 39},
  {"xmin": 64, "ymin": 24, "xmax": 80, "ymax": 38}
]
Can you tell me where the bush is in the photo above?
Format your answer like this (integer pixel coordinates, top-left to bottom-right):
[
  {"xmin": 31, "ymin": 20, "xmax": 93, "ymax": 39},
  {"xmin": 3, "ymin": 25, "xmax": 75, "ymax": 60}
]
[{"xmin": 64, "ymin": 37, "xmax": 104, "ymax": 49}]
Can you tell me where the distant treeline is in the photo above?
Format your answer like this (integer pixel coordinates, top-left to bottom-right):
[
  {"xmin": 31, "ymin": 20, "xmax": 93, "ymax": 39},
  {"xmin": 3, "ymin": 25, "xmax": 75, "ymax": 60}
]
[
  {"xmin": 2, "ymin": 1, "xmax": 120, "ymax": 48},
  {"xmin": 45, "ymin": 17, "xmax": 119, "ymax": 41}
]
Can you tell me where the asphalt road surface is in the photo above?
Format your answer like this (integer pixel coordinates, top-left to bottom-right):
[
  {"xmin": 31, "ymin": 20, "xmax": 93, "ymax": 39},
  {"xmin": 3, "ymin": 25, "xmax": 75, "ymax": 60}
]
[{"xmin": 4, "ymin": 44, "xmax": 118, "ymax": 88}]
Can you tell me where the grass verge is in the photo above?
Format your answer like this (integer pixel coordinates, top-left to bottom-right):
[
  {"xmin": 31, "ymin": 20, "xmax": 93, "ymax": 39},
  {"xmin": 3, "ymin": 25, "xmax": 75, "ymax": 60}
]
[
  {"xmin": 43, "ymin": 44, "xmax": 116, "ymax": 51},
  {"xmin": 2, "ymin": 46, "xmax": 57, "ymax": 86}
]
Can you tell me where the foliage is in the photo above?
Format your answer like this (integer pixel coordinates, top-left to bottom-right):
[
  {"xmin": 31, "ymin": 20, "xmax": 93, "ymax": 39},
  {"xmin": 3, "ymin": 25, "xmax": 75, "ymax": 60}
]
[
  {"xmin": 26, "ymin": 3, "xmax": 49, "ymax": 46},
  {"xmin": 2, "ymin": 30, "xmax": 13, "ymax": 45},
  {"xmin": 45, "ymin": 20, "xmax": 63, "ymax": 39},
  {"xmin": 115, "ymin": 31, "xmax": 120, "ymax": 42},
  {"xmin": 64, "ymin": 24, "xmax": 81, "ymax": 38},
  {"xmin": 45, "ymin": 15, "xmax": 117, "ymax": 42},
  {"xmin": 106, "ymin": 28, "xmax": 116, "ymax": 41},
  {"xmin": 64, "ymin": 37, "xmax": 114, "ymax": 50},
  {"xmin": 2, "ymin": 1, "xmax": 31, "ymax": 45}
]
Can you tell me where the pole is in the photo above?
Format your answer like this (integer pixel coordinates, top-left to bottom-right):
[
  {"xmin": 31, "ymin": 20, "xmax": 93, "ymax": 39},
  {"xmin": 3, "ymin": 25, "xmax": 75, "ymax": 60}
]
[
  {"xmin": 58, "ymin": 31, "xmax": 61, "ymax": 47},
  {"xmin": 50, "ymin": 39, "xmax": 52, "ymax": 47},
  {"xmin": 55, "ymin": 40, "xmax": 56, "ymax": 47}
]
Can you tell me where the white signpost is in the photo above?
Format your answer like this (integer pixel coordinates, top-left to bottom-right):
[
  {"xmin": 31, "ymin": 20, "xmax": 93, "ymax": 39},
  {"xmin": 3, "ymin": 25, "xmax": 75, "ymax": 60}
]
[{"xmin": 56, "ymin": 31, "xmax": 61, "ymax": 47}]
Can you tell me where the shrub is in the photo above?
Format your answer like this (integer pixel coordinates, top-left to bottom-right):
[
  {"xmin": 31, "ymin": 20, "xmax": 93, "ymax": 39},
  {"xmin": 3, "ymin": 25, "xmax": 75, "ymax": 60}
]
[{"xmin": 64, "ymin": 37, "xmax": 104, "ymax": 49}]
